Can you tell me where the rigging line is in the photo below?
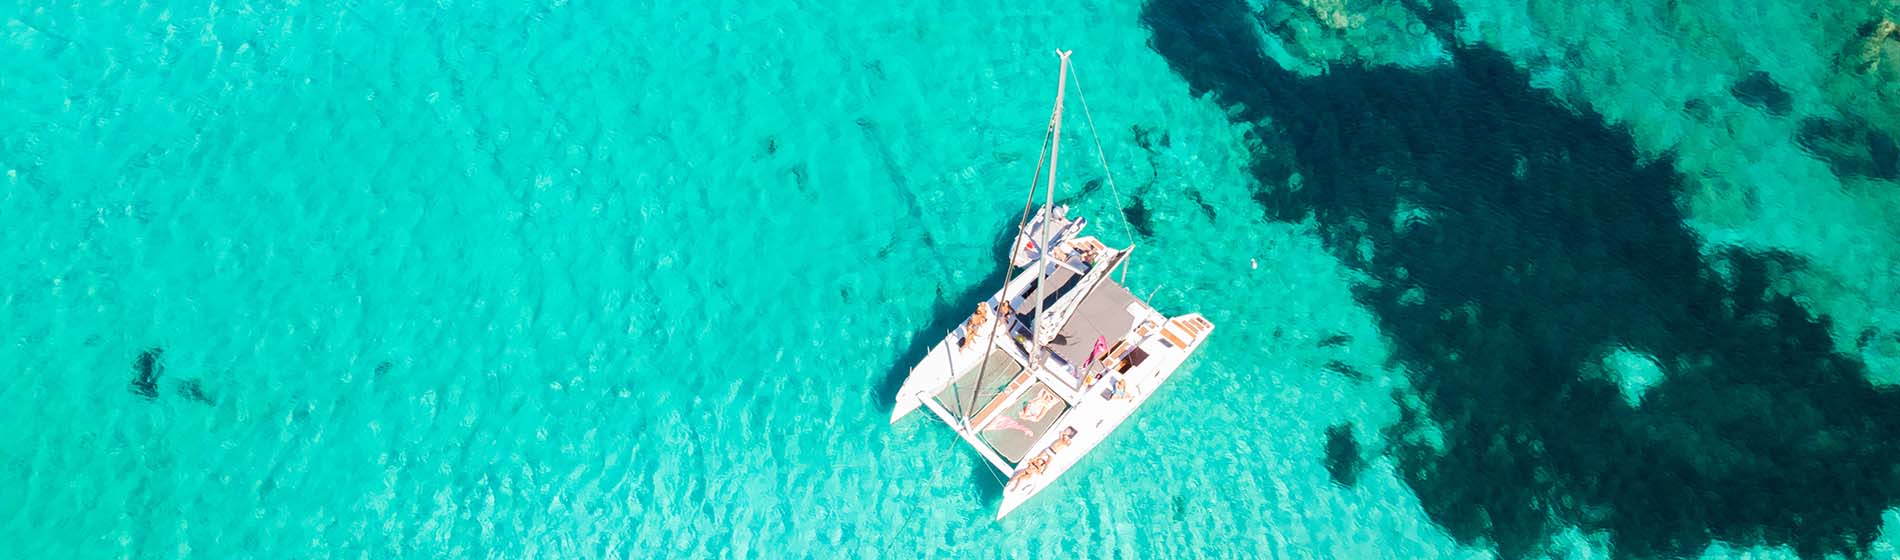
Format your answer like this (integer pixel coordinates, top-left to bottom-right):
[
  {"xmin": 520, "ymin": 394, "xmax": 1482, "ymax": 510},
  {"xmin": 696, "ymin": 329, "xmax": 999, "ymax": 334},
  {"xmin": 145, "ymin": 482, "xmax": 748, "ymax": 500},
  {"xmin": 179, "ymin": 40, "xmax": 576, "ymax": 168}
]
[
  {"xmin": 955, "ymin": 124, "xmax": 1051, "ymax": 428},
  {"xmin": 1067, "ymin": 62, "xmax": 1136, "ymax": 284}
]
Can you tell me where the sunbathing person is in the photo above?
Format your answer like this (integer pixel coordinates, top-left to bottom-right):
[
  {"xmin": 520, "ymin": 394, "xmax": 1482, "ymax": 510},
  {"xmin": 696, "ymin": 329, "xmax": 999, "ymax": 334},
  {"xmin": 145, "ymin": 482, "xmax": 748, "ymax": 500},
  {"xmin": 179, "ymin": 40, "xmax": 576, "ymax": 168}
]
[
  {"xmin": 1020, "ymin": 388, "xmax": 1060, "ymax": 422},
  {"xmin": 959, "ymin": 303, "xmax": 991, "ymax": 349},
  {"xmin": 1049, "ymin": 428, "xmax": 1075, "ymax": 454},
  {"xmin": 1008, "ymin": 454, "xmax": 1051, "ymax": 491}
]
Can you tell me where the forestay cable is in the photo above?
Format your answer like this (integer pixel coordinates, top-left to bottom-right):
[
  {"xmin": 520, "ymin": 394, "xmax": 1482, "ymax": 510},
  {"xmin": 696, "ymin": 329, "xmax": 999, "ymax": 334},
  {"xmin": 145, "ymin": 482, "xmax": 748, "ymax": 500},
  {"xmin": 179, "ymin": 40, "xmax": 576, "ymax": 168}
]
[{"xmin": 1067, "ymin": 63, "xmax": 1136, "ymax": 283}]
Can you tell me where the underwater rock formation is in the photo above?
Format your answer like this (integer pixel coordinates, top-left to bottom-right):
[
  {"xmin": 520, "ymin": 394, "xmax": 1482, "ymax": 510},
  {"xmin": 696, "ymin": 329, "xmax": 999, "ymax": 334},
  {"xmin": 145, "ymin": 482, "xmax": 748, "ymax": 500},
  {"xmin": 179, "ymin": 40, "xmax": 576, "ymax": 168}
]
[
  {"xmin": 1255, "ymin": 0, "xmax": 1446, "ymax": 72},
  {"xmin": 176, "ymin": 379, "xmax": 213, "ymax": 405},
  {"xmin": 1123, "ymin": 198, "xmax": 1154, "ymax": 237},
  {"xmin": 1143, "ymin": 1, "xmax": 1900, "ymax": 557},
  {"xmin": 1825, "ymin": 14, "xmax": 1900, "ymax": 163},
  {"xmin": 1324, "ymin": 423, "xmax": 1364, "ymax": 487},
  {"xmin": 1729, "ymin": 71, "xmax": 1793, "ymax": 116},
  {"xmin": 1848, "ymin": 18, "xmax": 1899, "ymax": 76},
  {"xmin": 130, "ymin": 348, "xmax": 162, "ymax": 400},
  {"xmin": 1795, "ymin": 116, "xmax": 1900, "ymax": 180}
]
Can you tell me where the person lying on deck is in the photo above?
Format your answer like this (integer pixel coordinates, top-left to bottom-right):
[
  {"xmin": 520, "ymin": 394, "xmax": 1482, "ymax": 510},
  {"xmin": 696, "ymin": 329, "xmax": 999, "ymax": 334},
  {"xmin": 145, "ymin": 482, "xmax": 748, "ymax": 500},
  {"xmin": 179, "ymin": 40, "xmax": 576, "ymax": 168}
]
[
  {"xmin": 1020, "ymin": 388, "xmax": 1060, "ymax": 422},
  {"xmin": 958, "ymin": 303, "xmax": 991, "ymax": 349},
  {"xmin": 1049, "ymin": 427, "xmax": 1076, "ymax": 454},
  {"xmin": 1008, "ymin": 455, "xmax": 1054, "ymax": 491}
]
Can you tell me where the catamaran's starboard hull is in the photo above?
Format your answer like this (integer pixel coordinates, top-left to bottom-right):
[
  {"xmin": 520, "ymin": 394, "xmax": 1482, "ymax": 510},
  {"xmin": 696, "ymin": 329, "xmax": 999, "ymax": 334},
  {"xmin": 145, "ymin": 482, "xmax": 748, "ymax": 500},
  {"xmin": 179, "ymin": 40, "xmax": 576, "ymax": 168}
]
[
  {"xmin": 888, "ymin": 260, "xmax": 1216, "ymax": 518},
  {"xmin": 994, "ymin": 314, "xmax": 1213, "ymax": 519}
]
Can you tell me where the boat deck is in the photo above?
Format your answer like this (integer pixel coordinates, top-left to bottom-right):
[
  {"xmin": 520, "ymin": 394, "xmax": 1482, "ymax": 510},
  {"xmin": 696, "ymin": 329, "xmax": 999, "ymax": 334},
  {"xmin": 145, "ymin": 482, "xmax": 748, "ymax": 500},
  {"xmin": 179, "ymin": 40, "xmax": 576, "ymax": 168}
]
[
  {"xmin": 893, "ymin": 234, "xmax": 1215, "ymax": 517},
  {"xmin": 933, "ymin": 347, "xmax": 1022, "ymax": 422},
  {"xmin": 977, "ymin": 379, "xmax": 1071, "ymax": 462},
  {"xmin": 1044, "ymin": 277, "xmax": 1145, "ymax": 373},
  {"xmin": 890, "ymin": 53, "xmax": 1215, "ymax": 519}
]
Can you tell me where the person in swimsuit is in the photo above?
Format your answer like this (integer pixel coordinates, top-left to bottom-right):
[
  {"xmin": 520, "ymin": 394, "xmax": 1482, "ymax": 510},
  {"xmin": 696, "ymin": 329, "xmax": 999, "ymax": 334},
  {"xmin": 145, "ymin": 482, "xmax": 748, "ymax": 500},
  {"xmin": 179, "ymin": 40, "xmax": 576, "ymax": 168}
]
[
  {"xmin": 959, "ymin": 303, "xmax": 991, "ymax": 349},
  {"xmin": 1020, "ymin": 388, "xmax": 1060, "ymax": 422}
]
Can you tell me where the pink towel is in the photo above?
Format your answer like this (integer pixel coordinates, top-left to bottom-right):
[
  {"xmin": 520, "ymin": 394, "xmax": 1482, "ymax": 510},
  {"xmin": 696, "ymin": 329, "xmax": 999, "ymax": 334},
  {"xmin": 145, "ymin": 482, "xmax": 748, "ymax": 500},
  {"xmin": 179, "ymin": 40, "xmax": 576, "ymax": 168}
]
[
  {"xmin": 985, "ymin": 415, "xmax": 1035, "ymax": 438},
  {"xmin": 1084, "ymin": 335, "xmax": 1108, "ymax": 367}
]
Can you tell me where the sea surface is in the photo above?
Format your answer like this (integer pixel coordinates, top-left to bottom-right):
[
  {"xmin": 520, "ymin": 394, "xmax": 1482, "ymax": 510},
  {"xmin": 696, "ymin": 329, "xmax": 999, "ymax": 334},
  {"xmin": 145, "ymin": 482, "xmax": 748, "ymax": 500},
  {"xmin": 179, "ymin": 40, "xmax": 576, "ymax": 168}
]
[{"xmin": 5, "ymin": 0, "xmax": 1900, "ymax": 558}]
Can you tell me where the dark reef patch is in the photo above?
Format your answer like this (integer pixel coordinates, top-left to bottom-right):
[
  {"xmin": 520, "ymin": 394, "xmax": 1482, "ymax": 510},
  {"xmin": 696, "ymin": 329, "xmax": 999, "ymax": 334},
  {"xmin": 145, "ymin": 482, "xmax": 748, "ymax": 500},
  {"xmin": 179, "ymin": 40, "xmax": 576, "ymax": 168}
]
[
  {"xmin": 1683, "ymin": 97, "xmax": 1714, "ymax": 121},
  {"xmin": 1056, "ymin": 177, "xmax": 1108, "ymax": 208},
  {"xmin": 1187, "ymin": 189, "xmax": 1218, "ymax": 220},
  {"xmin": 1133, "ymin": 124, "xmax": 1171, "ymax": 151},
  {"xmin": 1142, "ymin": 2, "xmax": 1900, "ymax": 558},
  {"xmin": 131, "ymin": 348, "xmax": 163, "ymax": 400},
  {"xmin": 177, "ymin": 379, "xmax": 213, "ymax": 405},
  {"xmin": 1324, "ymin": 423, "xmax": 1364, "ymax": 487},
  {"xmin": 1795, "ymin": 116, "xmax": 1900, "ymax": 180},
  {"xmin": 789, "ymin": 162, "xmax": 811, "ymax": 194},
  {"xmin": 1124, "ymin": 198, "xmax": 1154, "ymax": 237},
  {"xmin": 1729, "ymin": 71, "xmax": 1793, "ymax": 116},
  {"xmin": 1322, "ymin": 360, "xmax": 1367, "ymax": 382}
]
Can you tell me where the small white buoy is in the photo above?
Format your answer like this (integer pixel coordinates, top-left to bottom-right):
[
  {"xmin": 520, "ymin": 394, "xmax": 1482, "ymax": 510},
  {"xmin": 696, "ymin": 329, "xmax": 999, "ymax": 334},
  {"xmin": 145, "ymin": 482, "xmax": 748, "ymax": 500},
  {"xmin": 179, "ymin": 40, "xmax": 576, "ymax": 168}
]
[{"xmin": 1251, "ymin": 258, "xmax": 1258, "ymax": 270}]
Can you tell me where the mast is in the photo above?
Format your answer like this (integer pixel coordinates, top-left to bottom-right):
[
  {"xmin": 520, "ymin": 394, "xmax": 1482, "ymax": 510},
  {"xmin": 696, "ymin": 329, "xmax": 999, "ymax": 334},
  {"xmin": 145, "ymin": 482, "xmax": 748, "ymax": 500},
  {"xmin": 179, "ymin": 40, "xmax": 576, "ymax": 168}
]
[{"xmin": 1035, "ymin": 50, "xmax": 1072, "ymax": 362}]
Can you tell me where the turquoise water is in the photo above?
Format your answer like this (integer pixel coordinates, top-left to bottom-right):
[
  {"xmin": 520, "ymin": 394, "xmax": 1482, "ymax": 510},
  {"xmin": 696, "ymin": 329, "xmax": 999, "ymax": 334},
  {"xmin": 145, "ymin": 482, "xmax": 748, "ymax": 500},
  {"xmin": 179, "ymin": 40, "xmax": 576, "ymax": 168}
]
[{"xmin": 6, "ymin": 0, "xmax": 1900, "ymax": 558}]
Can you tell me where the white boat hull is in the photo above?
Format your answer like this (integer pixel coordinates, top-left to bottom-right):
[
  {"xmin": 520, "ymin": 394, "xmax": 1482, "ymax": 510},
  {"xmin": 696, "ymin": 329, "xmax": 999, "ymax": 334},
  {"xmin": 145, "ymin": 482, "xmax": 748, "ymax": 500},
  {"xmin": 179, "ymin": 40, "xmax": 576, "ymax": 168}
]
[
  {"xmin": 889, "ymin": 51, "xmax": 1215, "ymax": 522},
  {"xmin": 995, "ymin": 314, "xmax": 1213, "ymax": 518},
  {"xmin": 889, "ymin": 224, "xmax": 1217, "ymax": 519}
]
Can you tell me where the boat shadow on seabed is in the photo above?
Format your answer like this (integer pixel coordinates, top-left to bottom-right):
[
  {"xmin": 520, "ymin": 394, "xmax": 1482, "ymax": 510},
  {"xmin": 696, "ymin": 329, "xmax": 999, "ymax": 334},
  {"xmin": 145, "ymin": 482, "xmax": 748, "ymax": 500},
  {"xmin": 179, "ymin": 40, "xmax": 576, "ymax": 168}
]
[
  {"xmin": 877, "ymin": 217, "xmax": 1023, "ymax": 415},
  {"xmin": 876, "ymin": 219, "xmax": 1022, "ymax": 506}
]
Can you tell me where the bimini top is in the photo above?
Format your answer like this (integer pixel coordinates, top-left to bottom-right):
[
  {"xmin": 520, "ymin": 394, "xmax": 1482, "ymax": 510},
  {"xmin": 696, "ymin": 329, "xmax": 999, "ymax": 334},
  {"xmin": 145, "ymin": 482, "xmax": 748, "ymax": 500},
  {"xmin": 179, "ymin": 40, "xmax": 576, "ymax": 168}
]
[{"xmin": 1045, "ymin": 277, "xmax": 1145, "ymax": 368}]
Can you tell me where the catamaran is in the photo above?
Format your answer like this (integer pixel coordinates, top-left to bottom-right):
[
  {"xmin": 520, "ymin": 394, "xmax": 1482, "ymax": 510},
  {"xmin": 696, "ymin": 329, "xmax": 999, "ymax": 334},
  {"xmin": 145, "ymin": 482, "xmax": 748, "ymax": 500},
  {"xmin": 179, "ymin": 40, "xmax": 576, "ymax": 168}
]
[{"xmin": 888, "ymin": 50, "xmax": 1215, "ymax": 519}]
